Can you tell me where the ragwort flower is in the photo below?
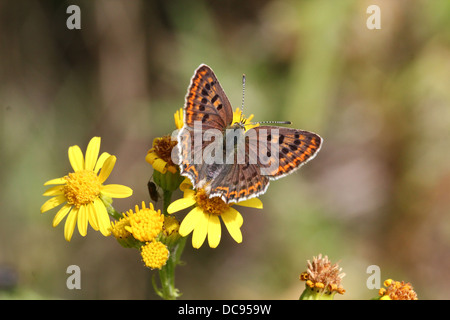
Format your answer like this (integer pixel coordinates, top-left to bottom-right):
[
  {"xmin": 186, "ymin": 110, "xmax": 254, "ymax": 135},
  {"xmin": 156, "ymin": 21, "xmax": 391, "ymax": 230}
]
[
  {"xmin": 146, "ymin": 108, "xmax": 183, "ymax": 174},
  {"xmin": 124, "ymin": 201, "xmax": 164, "ymax": 243},
  {"xmin": 141, "ymin": 241, "xmax": 170, "ymax": 270},
  {"xmin": 40, "ymin": 137, "xmax": 133, "ymax": 241},
  {"xmin": 378, "ymin": 279, "xmax": 418, "ymax": 300},
  {"xmin": 110, "ymin": 201, "xmax": 171, "ymax": 269},
  {"xmin": 167, "ymin": 179, "xmax": 263, "ymax": 249}
]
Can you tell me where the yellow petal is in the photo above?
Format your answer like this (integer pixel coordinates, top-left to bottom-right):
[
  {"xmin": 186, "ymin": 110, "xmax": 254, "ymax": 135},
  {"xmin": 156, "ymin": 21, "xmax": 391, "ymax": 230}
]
[
  {"xmin": 43, "ymin": 177, "xmax": 66, "ymax": 186},
  {"xmin": 145, "ymin": 152, "xmax": 159, "ymax": 165},
  {"xmin": 152, "ymin": 159, "xmax": 168, "ymax": 174},
  {"xmin": 179, "ymin": 207, "xmax": 203, "ymax": 237},
  {"xmin": 94, "ymin": 152, "xmax": 111, "ymax": 173},
  {"xmin": 41, "ymin": 195, "xmax": 66, "ymax": 213},
  {"xmin": 192, "ymin": 211, "xmax": 208, "ymax": 249},
  {"xmin": 68, "ymin": 145, "xmax": 84, "ymax": 172},
  {"xmin": 167, "ymin": 165, "xmax": 178, "ymax": 174},
  {"xmin": 207, "ymin": 214, "xmax": 221, "ymax": 248},
  {"xmin": 174, "ymin": 108, "xmax": 184, "ymax": 130},
  {"xmin": 42, "ymin": 185, "xmax": 64, "ymax": 197},
  {"xmin": 235, "ymin": 197, "xmax": 263, "ymax": 209},
  {"xmin": 64, "ymin": 208, "xmax": 78, "ymax": 242},
  {"xmin": 101, "ymin": 184, "xmax": 133, "ymax": 198},
  {"xmin": 93, "ymin": 198, "xmax": 111, "ymax": 236},
  {"xmin": 179, "ymin": 178, "xmax": 193, "ymax": 192},
  {"xmin": 98, "ymin": 155, "xmax": 116, "ymax": 184},
  {"xmin": 86, "ymin": 202, "xmax": 99, "ymax": 231},
  {"xmin": 221, "ymin": 207, "xmax": 243, "ymax": 243},
  {"xmin": 167, "ymin": 196, "xmax": 196, "ymax": 214},
  {"xmin": 236, "ymin": 210, "xmax": 244, "ymax": 227},
  {"xmin": 85, "ymin": 137, "xmax": 101, "ymax": 171},
  {"xmin": 183, "ymin": 189, "xmax": 195, "ymax": 198},
  {"xmin": 52, "ymin": 203, "xmax": 72, "ymax": 227},
  {"xmin": 77, "ymin": 205, "xmax": 88, "ymax": 236},
  {"xmin": 232, "ymin": 108, "xmax": 242, "ymax": 124}
]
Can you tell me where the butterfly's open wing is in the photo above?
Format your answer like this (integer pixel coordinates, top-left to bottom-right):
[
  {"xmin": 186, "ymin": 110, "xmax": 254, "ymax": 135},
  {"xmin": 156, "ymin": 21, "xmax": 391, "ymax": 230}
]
[
  {"xmin": 183, "ymin": 64, "xmax": 234, "ymax": 130},
  {"xmin": 250, "ymin": 126, "xmax": 322, "ymax": 179},
  {"xmin": 178, "ymin": 64, "xmax": 235, "ymax": 187},
  {"xmin": 179, "ymin": 125, "xmax": 270, "ymax": 203},
  {"xmin": 178, "ymin": 125, "xmax": 229, "ymax": 189},
  {"xmin": 208, "ymin": 162, "xmax": 270, "ymax": 204},
  {"xmin": 178, "ymin": 127, "xmax": 202, "ymax": 187}
]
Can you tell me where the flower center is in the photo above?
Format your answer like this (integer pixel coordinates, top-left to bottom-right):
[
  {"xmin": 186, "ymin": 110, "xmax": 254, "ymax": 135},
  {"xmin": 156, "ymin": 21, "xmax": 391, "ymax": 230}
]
[
  {"xmin": 154, "ymin": 135, "xmax": 177, "ymax": 166},
  {"xmin": 379, "ymin": 279, "xmax": 418, "ymax": 300},
  {"xmin": 141, "ymin": 241, "xmax": 169, "ymax": 270},
  {"xmin": 194, "ymin": 189, "xmax": 229, "ymax": 215},
  {"xmin": 63, "ymin": 170, "xmax": 101, "ymax": 207},
  {"xmin": 126, "ymin": 206, "xmax": 164, "ymax": 242}
]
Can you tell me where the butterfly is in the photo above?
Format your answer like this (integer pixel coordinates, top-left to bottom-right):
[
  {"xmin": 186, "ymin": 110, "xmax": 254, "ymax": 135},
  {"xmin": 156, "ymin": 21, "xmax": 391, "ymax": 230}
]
[{"xmin": 177, "ymin": 64, "xmax": 322, "ymax": 204}]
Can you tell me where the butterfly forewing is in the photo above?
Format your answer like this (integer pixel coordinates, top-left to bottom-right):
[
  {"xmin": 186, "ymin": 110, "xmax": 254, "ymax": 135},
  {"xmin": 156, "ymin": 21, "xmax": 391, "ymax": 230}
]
[
  {"xmin": 184, "ymin": 64, "xmax": 234, "ymax": 130},
  {"xmin": 179, "ymin": 64, "xmax": 235, "ymax": 189},
  {"xmin": 252, "ymin": 126, "xmax": 322, "ymax": 179}
]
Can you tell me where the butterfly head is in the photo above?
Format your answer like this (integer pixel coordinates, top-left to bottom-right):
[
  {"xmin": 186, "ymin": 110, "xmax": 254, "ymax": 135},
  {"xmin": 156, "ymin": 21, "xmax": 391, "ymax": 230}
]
[
  {"xmin": 230, "ymin": 108, "xmax": 258, "ymax": 132},
  {"xmin": 231, "ymin": 115, "xmax": 248, "ymax": 130}
]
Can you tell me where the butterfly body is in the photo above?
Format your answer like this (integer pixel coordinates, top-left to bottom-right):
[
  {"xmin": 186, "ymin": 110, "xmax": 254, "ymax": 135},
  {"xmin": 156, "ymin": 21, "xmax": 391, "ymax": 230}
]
[{"xmin": 178, "ymin": 64, "xmax": 322, "ymax": 204}]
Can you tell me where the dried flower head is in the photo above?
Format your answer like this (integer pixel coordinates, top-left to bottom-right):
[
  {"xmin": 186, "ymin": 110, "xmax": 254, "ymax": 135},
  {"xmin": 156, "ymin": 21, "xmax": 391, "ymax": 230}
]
[{"xmin": 299, "ymin": 254, "xmax": 345, "ymax": 299}]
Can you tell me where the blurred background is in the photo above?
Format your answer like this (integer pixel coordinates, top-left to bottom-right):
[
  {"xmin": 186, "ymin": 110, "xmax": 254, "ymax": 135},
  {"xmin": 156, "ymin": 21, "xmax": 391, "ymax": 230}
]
[{"xmin": 1, "ymin": 0, "xmax": 449, "ymax": 300}]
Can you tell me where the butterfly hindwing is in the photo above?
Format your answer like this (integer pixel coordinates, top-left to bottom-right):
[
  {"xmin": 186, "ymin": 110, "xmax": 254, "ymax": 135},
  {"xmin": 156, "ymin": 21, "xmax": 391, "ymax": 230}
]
[
  {"xmin": 178, "ymin": 124, "xmax": 229, "ymax": 190},
  {"xmin": 178, "ymin": 126, "xmax": 206, "ymax": 187},
  {"xmin": 209, "ymin": 163, "xmax": 269, "ymax": 203}
]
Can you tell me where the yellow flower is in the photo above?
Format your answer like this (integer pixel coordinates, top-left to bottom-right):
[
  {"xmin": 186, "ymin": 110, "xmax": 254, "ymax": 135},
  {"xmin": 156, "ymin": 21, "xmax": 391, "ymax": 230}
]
[
  {"xmin": 146, "ymin": 136, "xmax": 178, "ymax": 174},
  {"xmin": 123, "ymin": 202, "xmax": 164, "ymax": 242},
  {"xmin": 299, "ymin": 254, "xmax": 345, "ymax": 300},
  {"xmin": 157, "ymin": 215, "xmax": 181, "ymax": 248},
  {"xmin": 167, "ymin": 179, "xmax": 263, "ymax": 249},
  {"xmin": 146, "ymin": 108, "xmax": 183, "ymax": 174},
  {"xmin": 41, "ymin": 137, "xmax": 133, "ymax": 241},
  {"xmin": 162, "ymin": 215, "xmax": 180, "ymax": 237},
  {"xmin": 232, "ymin": 108, "xmax": 259, "ymax": 132},
  {"xmin": 110, "ymin": 210, "xmax": 132, "ymax": 240},
  {"xmin": 378, "ymin": 279, "xmax": 418, "ymax": 300},
  {"xmin": 141, "ymin": 241, "xmax": 170, "ymax": 270},
  {"xmin": 174, "ymin": 108, "xmax": 184, "ymax": 130}
]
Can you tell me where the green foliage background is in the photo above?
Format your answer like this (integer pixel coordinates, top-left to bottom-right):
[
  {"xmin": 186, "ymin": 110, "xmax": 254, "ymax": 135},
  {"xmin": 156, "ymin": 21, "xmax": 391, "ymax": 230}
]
[{"xmin": 1, "ymin": 0, "xmax": 450, "ymax": 299}]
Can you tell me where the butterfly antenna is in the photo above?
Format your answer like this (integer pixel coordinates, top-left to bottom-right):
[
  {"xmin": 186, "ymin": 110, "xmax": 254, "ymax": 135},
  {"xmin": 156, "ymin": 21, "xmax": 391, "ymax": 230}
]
[
  {"xmin": 256, "ymin": 120, "xmax": 292, "ymax": 125},
  {"xmin": 238, "ymin": 74, "xmax": 290, "ymax": 127},
  {"xmin": 240, "ymin": 74, "xmax": 246, "ymax": 123}
]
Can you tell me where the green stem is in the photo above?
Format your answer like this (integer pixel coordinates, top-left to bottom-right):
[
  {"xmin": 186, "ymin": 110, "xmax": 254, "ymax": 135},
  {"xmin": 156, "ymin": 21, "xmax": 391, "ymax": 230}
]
[
  {"xmin": 154, "ymin": 189, "xmax": 186, "ymax": 300},
  {"xmin": 101, "ymin": 196, "xmax": 122, "ymax": 220},
  {"xmin": 162, "ymin": 190, "xmax": 172, "ymax": 216},
  {"xmin": 299, "ymin": 286, "xmax": 336, "ymax": 300}
]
